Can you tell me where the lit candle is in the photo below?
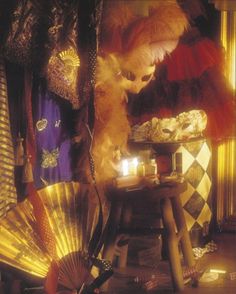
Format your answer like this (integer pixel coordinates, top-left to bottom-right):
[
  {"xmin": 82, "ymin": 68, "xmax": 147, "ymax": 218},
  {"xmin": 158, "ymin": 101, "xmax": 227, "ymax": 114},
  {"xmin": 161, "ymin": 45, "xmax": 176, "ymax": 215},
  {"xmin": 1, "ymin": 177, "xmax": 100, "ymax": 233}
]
[
  {"xmin": 122, "ymin": 159, "xmax": 129, "ymax": 176},
  {"xmin": 131, "ymin": 157, "xmax": 138, "ymax": 175},
  {"xmin": 209, "ymin": 269, "xmax": 226, "ymax": 274},
  {"xmin": 118, "ymin": 157, "xmax": 142, "ymax": 188},
  {"xmin": 121, "ymin": 157, "xmax": 139, "ymax": 176}
]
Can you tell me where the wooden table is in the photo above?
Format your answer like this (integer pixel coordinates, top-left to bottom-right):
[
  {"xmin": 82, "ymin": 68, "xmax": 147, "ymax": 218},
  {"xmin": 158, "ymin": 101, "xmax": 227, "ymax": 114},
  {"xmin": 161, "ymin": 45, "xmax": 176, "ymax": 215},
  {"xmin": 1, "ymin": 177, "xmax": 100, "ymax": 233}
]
[{"xmin": 102, "ymin": 180, "xmax": 196, "ymax": 292}]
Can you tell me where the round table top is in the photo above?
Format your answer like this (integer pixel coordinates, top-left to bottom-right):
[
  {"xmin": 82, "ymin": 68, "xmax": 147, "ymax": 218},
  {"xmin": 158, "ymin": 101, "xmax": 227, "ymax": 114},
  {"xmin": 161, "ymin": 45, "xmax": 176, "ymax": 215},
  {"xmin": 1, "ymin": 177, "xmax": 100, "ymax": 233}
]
[{"xmin": 106, "ymin": 179, "xmax": 187, "ymax": 202}]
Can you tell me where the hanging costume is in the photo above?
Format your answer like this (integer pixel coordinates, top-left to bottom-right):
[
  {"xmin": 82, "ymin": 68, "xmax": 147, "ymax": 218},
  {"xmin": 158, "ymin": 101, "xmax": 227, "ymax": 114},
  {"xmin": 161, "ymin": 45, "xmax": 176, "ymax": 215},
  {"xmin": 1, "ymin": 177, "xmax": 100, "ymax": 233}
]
[
  {"xmin": 33, "ymin": 83, "xmax": 73, "ymax": 189},
  {"xmin": 0, "ymin": 1, "xmax": 110, "ymax": 294}
]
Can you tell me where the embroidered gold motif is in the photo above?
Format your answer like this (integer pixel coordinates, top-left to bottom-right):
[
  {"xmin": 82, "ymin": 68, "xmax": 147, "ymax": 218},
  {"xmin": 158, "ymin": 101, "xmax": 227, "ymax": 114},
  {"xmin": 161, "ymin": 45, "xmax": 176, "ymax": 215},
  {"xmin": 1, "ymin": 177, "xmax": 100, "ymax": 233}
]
[
  {"xmin": 47, "ymin": 46, "xmax": 80, "ymax": 109},
  {"xmin": 55, "ymin": 120, "xmax": 61, "ymax": 128},
  {"xmin": 41, "ymin": 148, "xmax": 59, "ymax": 168},
  {"xmin": 58, "ymin": 47, "xmax": 80, "ymax": 67},
  {"xmin": 36, "ymin": 119, "xmax": 48, "ymax": 132}
]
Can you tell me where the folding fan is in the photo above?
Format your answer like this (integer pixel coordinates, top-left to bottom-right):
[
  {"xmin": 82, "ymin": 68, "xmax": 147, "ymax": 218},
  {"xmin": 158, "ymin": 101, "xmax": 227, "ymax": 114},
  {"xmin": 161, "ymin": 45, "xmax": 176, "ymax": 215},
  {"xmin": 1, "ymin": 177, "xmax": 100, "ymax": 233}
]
[{"xmin": 0, "ymin": 181, "xmax": 112, "ymax": 293}]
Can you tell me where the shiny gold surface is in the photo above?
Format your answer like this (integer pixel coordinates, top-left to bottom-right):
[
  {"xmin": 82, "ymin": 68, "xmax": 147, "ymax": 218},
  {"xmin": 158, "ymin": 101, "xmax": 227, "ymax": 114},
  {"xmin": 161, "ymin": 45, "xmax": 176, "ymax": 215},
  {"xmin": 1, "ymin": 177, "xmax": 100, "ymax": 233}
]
[
  {"xmin": 0, "ymin": 182, "xmax": 97, "ymax": 280},
  {"xmin": 36, "ymin": 118, "xmax": 48, "ymax": 132},
  {"xmin": 0, "ymin": 55, "xmax": 17, "ymax": 218},
  {"xmin": 216, "ymin": 9, "xmax": 236, "ymax": 229},
  {"xmin": 0, "ymin": 200, "xmax": 50, "ymax": 277},
  {"xmin": 0, "ymin": 147, "xmax": 15, "ymax": 159},
  {"xmin": 217, "ymin": 139, "xmax": 236, "ymax": 224},
  {"xmin": 58, "ymin": 47, "xmax": 80, "ymax": 67},
  {"xmin": 47, "ymin": 46, "xmax": 80, "ymax": 109},
  {"xmin": 221, "ymin": 10, "xmax": 236, "ymax": 89}
]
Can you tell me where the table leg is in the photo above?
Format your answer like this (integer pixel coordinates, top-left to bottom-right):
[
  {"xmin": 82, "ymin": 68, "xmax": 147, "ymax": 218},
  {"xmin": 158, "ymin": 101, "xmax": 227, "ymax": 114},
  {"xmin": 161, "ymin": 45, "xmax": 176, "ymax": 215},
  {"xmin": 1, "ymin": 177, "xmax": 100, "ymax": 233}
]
[
  {"xmin": 171, "ymin": 196, "xmax": 195, "ymax": 268},
  {"xmin": 161, "ymin": 197, "xmax": 184, "ymax": 291}
]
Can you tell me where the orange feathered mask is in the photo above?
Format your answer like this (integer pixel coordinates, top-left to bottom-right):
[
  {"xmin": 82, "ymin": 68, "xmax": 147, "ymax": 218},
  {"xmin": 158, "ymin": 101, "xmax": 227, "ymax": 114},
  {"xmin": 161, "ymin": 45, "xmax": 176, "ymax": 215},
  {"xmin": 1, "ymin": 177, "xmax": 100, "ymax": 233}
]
[{"xmin": 93, "ymin": 0, "xmax": 189, "ymax": 182}]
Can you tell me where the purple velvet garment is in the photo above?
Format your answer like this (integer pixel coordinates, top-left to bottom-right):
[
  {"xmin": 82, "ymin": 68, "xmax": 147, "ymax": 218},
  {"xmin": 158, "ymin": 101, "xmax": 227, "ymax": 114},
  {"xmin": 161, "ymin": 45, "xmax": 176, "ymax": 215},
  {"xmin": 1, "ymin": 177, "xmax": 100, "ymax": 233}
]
[{"xmin": 33, "ymin": 83, "xmax": 73, "ymax": 189}]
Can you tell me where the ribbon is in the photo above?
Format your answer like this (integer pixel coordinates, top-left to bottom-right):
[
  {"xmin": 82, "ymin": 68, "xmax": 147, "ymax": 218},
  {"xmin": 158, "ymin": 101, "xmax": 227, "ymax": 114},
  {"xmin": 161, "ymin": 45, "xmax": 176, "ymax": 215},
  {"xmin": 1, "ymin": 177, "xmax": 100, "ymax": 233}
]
[
  {"xmin": 24, "ymin": 69, "xmax": 36, "ymax": 166},
  {"xmin": 23, "ymin": 69, "xmax": 59, "ymax": 294}
]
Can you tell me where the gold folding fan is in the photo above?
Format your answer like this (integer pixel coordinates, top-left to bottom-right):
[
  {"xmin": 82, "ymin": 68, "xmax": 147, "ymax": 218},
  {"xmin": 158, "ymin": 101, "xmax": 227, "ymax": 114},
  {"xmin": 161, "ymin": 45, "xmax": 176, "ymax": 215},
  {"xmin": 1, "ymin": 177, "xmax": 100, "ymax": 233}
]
[{"xmin": 0, "ymin": 181, "xmax": 110, "ymax": 291}]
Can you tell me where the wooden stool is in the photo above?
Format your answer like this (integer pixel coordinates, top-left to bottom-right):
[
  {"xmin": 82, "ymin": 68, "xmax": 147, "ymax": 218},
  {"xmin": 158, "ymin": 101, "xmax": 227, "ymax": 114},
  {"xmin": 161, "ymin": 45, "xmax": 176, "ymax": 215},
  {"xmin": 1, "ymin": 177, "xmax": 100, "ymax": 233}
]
[{"xmin": 102, "ymin": 181, "xmax": 196, "ymax": 292}]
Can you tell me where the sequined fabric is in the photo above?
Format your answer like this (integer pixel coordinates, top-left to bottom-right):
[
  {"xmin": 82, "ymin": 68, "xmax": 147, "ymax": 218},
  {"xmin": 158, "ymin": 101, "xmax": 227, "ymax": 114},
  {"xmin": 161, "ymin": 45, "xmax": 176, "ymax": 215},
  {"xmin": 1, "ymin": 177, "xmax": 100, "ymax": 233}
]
[
  {"xmin": 47, "ymin": 47, "xmax": 80, "ymax": 109},
  {"xmin": 46, "ymin": 1, "xmax": 80, "ymax": 109},
  {"xmin": 3, "ymin": 0, "xmax": 39, "ymax": 65}
]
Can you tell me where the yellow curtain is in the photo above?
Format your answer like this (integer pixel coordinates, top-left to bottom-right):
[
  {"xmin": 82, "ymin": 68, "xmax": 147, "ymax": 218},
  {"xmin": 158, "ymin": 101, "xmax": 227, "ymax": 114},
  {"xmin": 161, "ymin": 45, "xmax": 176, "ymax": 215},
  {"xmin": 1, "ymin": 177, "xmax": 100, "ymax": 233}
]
[{"xmin": 216, "ymin": 8, "xmax": 236, "ymax": 227}]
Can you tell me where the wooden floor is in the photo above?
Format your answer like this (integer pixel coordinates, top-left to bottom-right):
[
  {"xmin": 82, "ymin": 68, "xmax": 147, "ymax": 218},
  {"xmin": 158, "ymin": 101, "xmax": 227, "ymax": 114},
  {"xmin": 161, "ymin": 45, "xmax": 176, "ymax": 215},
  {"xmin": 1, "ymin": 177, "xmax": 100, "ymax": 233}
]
[
  {"xmin": 0, "ymin": 233, "xmax": 236, "ymax": 293},
  {"xmin": 104, "ymin": 232, "xmax": 236, "ymax": 294}
]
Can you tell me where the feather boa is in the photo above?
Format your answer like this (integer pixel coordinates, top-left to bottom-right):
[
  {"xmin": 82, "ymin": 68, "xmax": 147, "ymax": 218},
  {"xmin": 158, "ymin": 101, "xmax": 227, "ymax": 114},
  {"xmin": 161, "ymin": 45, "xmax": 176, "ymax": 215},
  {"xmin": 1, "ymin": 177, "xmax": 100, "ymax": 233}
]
[
  {"xmin": 92, "ymin": 55, "xmax": 131, "ymax": 182},
  {"xmin": 101, "ymin": 0, "xmax": 188, "ymax": 57},
  {"xmin": 92, "ymin": 0, "xmax": 189, "ymax": 182}
]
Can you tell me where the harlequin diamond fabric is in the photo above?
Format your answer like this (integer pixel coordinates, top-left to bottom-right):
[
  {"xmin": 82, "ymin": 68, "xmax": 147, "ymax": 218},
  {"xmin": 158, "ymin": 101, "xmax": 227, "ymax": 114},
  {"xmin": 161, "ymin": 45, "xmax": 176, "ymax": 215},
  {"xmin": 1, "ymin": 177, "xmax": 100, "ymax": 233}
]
[{"xmin": 174, "ymin": 138, "xmax": 212, "ymax": 232}]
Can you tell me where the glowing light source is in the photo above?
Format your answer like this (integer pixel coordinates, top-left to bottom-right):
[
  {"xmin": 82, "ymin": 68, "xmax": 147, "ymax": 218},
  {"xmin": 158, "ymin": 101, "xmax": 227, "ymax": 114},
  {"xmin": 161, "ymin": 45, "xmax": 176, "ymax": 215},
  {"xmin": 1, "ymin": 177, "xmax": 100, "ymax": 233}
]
[
  {"xmin": 216, "ymin": 6, "xmax": 236, "ymax": 227},
  {"xmin": 208, "ymin": 1, "xmax": 236, "ymax": 230},
  {"xmin": 221, "ymin": 10, "xmax": 236, "ymax": 89},
  {"xmin": 210, "ymin": 269, "xmax": 227, "ymax": 274},
  {"xmin": 121, "ymin": 157, "xmax": 139, "ymax": 176},
  {"xmin": 132, "ymin": 157, "xmax": 139, "ymax": 174},
  {"xmin": 122, "ymin": 159, "xmax": 129, "ymax": 176},
  {"xmin": 217, "ymin": 139, "xmax": 236, "ymax": 222}
]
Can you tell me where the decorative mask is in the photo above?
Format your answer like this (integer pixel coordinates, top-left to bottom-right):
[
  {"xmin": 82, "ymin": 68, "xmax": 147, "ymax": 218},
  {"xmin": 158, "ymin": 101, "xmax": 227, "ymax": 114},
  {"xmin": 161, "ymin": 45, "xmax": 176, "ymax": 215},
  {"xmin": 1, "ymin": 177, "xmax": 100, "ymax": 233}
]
[
  {"xmin": 100, "ymin": 1, "xmax": 189, "ymax": 95},
  {"xmin": 120, "ymin": 63, "xmax": 155, "ymax": 94},
  {"xmin": 175, "ymin": 110, "xmax": 207, "ymax": 140},
  {"xmin": 116, "ymin": 45, "xmax": 155, "ymax": 94},
  {"xmin": 131, "ymin": 110, "xmax": 207, "ymax": 142},
  {"xmin": 151, "ymin": 117, "xmax": 179, "ymax": 141},
  {"xmin": 93, "ymin": 0, "xmax": 189, "ymax": 182}
]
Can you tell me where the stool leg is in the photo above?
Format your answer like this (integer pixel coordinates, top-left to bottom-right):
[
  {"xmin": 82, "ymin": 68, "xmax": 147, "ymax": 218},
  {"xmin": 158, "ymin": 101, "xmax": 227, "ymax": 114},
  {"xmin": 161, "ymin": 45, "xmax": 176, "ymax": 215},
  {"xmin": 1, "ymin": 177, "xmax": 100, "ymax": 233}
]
[
  {"xmin": 102, "ymin": 201, "xmax": 123, "ymax": 263},
  {"xmin": 117, "ymin": 244, "xmax": 129, "ymax": 268},
  {"xmin": 161, "ymin": 198, "xmax": 184, "ymax": 292},
  {"xmin": 118, "ymin": 202, "xmax": 132, "ymax": 268},
  {"xmin": 171, "ymin": 196, "xmax": 195, "ymax": 268},
  {"xmin": 101, "ymin": 201, "xmax": 123, "ymax": 292}
]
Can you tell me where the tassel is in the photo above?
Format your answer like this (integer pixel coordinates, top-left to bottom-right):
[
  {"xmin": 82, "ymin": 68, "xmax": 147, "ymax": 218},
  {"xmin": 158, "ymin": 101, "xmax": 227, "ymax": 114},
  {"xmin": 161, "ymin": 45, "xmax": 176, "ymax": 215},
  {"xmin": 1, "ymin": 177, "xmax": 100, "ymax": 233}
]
[
  {"xmin": 22, "ymin": 155, "xmax": 34, "ymax": 183},
  {"xmin": 15, "ymin": 133, "xmax": 25, "ymax": 166}
]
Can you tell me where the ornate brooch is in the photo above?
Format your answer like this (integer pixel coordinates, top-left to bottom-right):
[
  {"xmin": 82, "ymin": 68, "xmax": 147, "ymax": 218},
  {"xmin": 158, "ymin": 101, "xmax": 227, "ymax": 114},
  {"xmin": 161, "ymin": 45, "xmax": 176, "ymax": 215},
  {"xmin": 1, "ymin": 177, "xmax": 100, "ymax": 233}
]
[
  {"xmin": 41, "ymin": 148, "xmax": 59, "ymax": 168},
  {"xmin": 36, "ymin": 119, "xmax": 48, "ymax": 132}
]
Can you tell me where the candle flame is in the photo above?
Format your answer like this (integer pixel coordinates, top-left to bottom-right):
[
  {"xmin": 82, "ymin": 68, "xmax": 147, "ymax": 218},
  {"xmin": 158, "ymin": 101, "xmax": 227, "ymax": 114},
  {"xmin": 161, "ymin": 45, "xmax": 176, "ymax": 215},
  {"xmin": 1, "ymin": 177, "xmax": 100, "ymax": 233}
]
[
  {"xmin": 122, "ymin": 159, "xmax": 129, "ymax": 176},
  {"xmin": 121, "ymin": 157, "xmax": 139, "ymax": 176}
]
